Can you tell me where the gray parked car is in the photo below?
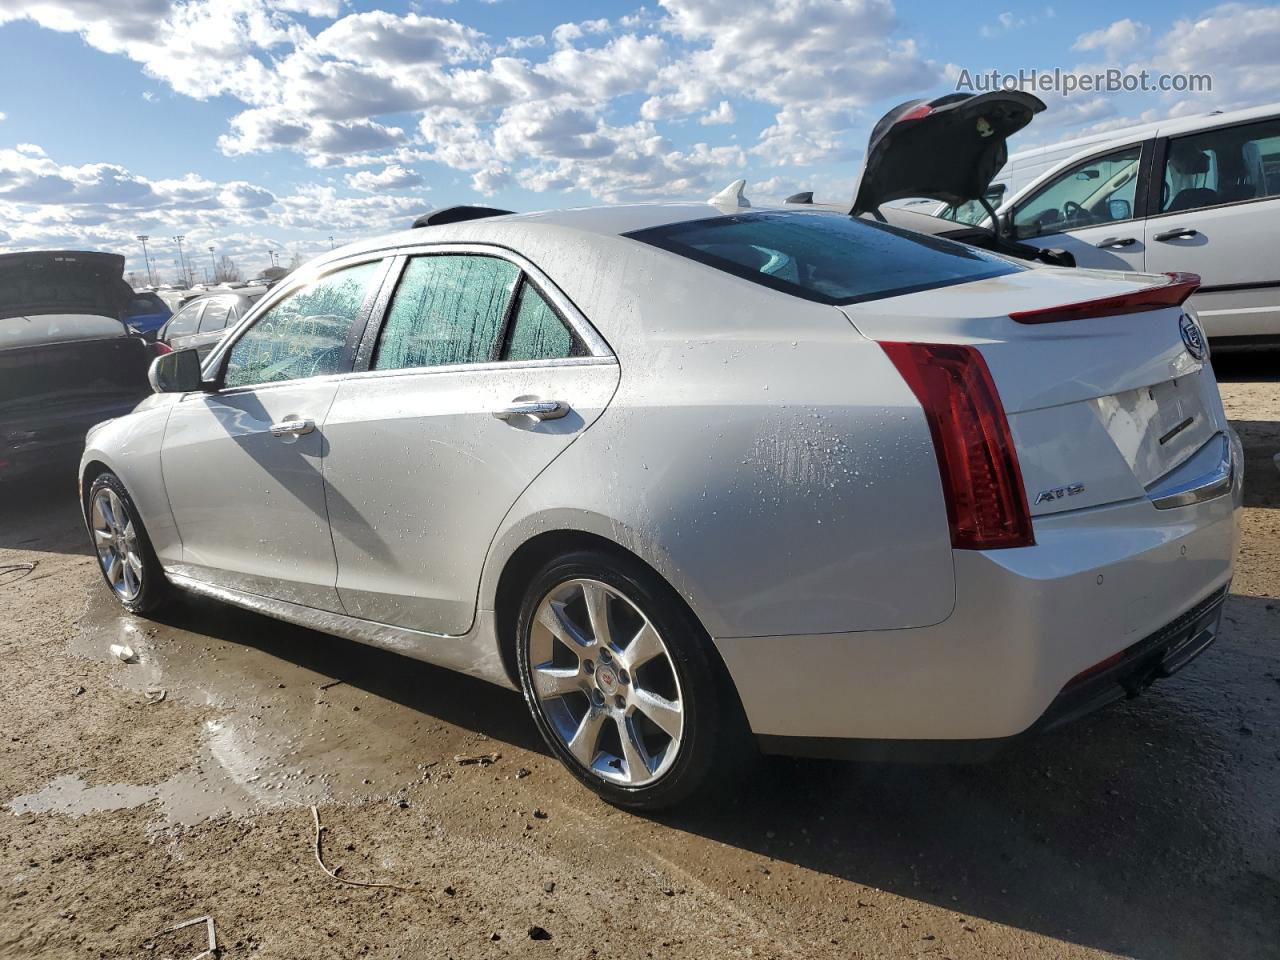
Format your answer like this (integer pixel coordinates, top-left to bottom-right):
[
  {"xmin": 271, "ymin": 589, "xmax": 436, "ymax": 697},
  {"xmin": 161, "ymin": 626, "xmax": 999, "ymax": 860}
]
[{"xmin": 159, "ymin": 289, "xmax": 267, "ymax": 358}]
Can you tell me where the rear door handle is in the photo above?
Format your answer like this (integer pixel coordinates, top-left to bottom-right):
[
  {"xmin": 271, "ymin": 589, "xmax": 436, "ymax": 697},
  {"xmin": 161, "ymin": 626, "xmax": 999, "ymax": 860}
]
[
  {"xmin": 492, "ymin": 400, "xmax": 569, "ymax": 422},
  {"xmin": 1153, "ymin": 227, "xmax": 1199, "ymax": 242},
  {"xmin": 1095, "ymin": 236, "xmax": 1137, "ymax": 249},
  {"xmin": 270, "ymin": 418, "xmax": 315, "ymax": 437}
]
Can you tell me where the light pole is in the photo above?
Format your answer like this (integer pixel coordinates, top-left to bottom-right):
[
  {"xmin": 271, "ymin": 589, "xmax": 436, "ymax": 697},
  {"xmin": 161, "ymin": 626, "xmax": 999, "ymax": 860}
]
[
  {"xmin": 135, "ymin": 235, "xmax": 155, "ymax": 286},
  {"xmin": 328, "ymin": 235, "xmax": 335, "ymax": 250},
  {"xmin": 208, "ymin": 245, "xmax": 217, "ymax": 283},
  {"xmin": 172, "ymin": 235, "xmax": 188, "ymax": 287}
]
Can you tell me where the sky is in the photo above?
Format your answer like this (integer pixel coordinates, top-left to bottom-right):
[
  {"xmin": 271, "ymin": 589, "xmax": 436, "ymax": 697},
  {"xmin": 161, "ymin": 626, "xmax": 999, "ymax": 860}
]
[{"xmin": 0, "ymin": 0, "xmax": 1277, "ymax": 283}]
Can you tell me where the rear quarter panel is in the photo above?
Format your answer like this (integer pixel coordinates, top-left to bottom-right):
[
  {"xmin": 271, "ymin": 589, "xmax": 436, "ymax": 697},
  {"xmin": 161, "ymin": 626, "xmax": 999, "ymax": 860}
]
[{"xmin": 476, "ymin": 232, "xmax": 956, "ymax": 639}]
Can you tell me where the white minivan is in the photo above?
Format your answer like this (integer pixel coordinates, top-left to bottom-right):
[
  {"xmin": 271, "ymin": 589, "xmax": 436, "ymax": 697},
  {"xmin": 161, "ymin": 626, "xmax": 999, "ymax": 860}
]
[{"xmin": 995, "ymin": 103, "xmax": 1280, "ymax": 345}]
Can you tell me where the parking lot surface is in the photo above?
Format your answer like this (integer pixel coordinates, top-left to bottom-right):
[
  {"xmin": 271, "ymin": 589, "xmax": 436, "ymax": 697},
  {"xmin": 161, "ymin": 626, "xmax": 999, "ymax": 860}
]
[{"xmin": 0, "ymin": 358, "xmax": 1276, "ymax": 959}]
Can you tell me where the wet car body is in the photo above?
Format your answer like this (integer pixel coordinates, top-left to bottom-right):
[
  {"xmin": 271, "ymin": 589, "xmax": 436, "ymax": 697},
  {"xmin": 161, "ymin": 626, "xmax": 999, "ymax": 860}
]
[
  {"xmin": 1, "ymin": 251, "xmax": 154, "ymax": 482},
  {"xmin": 80, "ymin": 205, "xmax": 1241, "ymax": 808}
]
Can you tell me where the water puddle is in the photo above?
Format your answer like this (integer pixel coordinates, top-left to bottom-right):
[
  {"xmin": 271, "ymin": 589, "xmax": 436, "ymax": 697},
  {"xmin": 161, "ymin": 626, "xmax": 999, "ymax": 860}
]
[{"xmin": 27, "ymin": 583, "xmax": 533, "ymax": 825}]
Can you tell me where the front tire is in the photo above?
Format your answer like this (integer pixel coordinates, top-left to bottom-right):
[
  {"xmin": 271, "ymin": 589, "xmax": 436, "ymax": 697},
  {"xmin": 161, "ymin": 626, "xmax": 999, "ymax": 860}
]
[
  {"xmin": 87, "ymin": 472, "xmax": 169, "ymax": 615},
  {"xmin": 515, "ymin": 548, "xmax": 746, "ymax": 810}
]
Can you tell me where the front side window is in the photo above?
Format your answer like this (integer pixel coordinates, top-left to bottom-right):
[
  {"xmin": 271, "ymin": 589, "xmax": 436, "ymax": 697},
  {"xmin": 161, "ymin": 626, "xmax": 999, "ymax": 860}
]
[
  {"xmin": 374, "ymin": 255, "xmax": 519, "ymax": 371},
  {"xmin": 503, "ymin": 282, "xmax": 584, "ymax": 362},
  {"xmin": 166, "ymin": 302, "xmax": 204, "ymax": 338},
  {"xmin": 1013, "ymin": 145, "xmax": 1142, "ymax": 239},
  {"xmin": 224, "ymin": 260, "xmax": 380, "ymax": 388},
  {"xmin": 1161, "ymin": 117, "xmax": 1280, "ymax": 213},
  {"xmin": 628, "ymin": 211, "xmax": 1019, "ymax": 306}
]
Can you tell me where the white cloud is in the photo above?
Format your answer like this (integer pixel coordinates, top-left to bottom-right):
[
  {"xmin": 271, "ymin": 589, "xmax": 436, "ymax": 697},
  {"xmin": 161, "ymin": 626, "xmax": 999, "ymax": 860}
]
[
  {"xmin": 1074, "ymin": 18, "xmax": 1151, "ymax": 55},
  {"xmin": 699, "ymin": 100, "xmax": 735, "ymax": 125},
  {"xmin": 345, "ymin": 164, "xmax": 426, "ymax": 191},
  {"xmin": 0, "ymin": 142, "xmax": 423, "ymax": 278}
]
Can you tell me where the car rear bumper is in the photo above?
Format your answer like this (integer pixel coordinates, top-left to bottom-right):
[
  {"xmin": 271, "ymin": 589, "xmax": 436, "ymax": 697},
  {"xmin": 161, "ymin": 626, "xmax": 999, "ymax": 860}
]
[{"xmin": 714, "ymin": 455, "xmax": 1240, "ymax": 751}]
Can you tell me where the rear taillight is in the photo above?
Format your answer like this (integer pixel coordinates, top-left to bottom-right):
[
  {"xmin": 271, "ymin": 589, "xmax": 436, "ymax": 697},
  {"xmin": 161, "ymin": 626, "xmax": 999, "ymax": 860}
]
[
  {"xmin": 897, "ymin": 103, "xmax": 935, "ymax": 123},
  {"xmin": 882, "ymin": 341, "xmax": 1034, "ymax": 550},
  {"xmin": 152, "ymin": 341, "xmax": 173, "ymax": 357}
]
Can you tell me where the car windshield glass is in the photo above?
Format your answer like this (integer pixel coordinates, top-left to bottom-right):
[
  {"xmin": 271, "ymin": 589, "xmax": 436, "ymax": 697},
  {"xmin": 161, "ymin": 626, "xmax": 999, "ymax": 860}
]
[{"xmin": 627, "ymin": 211, "xmax": 1020, "ymax": 306}]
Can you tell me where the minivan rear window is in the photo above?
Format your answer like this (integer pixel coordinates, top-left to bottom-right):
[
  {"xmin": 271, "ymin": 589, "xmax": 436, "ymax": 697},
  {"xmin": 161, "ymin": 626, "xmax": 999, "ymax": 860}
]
[{"xmin": 627, "ymin": 211, "xmax": 1021, "ymax": 306}]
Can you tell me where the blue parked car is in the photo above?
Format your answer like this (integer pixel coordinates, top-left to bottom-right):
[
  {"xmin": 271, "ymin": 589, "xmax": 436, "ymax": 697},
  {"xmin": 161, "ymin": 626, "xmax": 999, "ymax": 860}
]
[{"xmin": 124, "ymin": 291, "xmax": 172, "ymax": 339}]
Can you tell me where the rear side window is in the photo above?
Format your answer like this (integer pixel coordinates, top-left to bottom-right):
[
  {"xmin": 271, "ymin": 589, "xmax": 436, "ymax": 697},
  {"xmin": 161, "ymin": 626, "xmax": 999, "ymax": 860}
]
[
  {"xmin": 374, "ymin": 255, "xmax": 519, "ymax": 370},
  {"xmin": 198, "ymin": 299, "xmax": 231, "ymax": 333},
  {"xmin": 1161, "ymin": 116, "xmax": 1280, "ymax": 213},
  {"xmin": 166, "ymin": 302, "xmax": 204, "ymax": 338},
  {"xmin": 627, "ymin": 211, "xmax": 1019, "ymax": 306},
  {"xmin": 502, "ymin": 282, "xmax": 584, "ymax": 362}
]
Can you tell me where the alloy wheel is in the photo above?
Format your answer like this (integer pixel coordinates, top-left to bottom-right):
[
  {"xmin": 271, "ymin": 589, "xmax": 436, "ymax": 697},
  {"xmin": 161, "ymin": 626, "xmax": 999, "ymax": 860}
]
[
  {"xmin": 527, "ymin": 578, "xmax": 685, "ymax": 786},
  {"xmin": 91, "ymin": 487, "xmax": 144, "ymax": 602}
]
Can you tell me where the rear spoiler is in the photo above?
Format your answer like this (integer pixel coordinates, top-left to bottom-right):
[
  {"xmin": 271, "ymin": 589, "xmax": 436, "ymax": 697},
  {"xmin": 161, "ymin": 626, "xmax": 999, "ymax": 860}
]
[{"xmin": 1009, "ymin": 273, "xmax": 1200, "ymax": 325}]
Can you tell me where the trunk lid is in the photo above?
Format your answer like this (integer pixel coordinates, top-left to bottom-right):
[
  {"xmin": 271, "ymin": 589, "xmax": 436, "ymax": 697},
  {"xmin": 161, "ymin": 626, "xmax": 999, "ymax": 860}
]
[
  {"xmin": 851, "ymin": 91, "xmax": 1045, "ymax": 215},
  {"xmin": 841, "ymin": 268, "xmax": 1226, "ymax": 516},
  {"xmin": 0, "ymin": 250, "xmax": 131, "ymax": 322}
]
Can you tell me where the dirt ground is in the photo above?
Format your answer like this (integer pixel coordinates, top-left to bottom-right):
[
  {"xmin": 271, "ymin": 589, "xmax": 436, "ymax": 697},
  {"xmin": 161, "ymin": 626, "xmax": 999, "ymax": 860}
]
[{"xmin": 1, "ymin": 355, "xmax": 1276, "ymax": 960}]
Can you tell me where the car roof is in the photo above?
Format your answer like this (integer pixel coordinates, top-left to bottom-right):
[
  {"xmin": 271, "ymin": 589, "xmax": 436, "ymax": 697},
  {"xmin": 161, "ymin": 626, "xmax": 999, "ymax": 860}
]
[{"xmin": 324, "ymin": 202, "xmax": 768, "ymax": 265}]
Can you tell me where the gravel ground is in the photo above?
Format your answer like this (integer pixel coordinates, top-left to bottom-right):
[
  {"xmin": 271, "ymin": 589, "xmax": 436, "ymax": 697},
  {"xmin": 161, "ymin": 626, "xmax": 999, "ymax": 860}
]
[{"xmin": 0, "ymin": 356, "xmax": 1276, "ymax": 959}]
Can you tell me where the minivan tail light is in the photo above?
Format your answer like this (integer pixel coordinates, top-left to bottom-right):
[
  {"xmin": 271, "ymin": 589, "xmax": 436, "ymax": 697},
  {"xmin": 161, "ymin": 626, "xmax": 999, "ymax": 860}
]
[
  {"xmin": 882, "ymin": 342, "xmax": 1034, "ymax": 550},
  {"xmin": 1008, "ymin": 272, "xmax": 1200, "ymax": 325},
  {"xmin": 151, "ymin": 341, "xmax": 173, "ymax": 357}
]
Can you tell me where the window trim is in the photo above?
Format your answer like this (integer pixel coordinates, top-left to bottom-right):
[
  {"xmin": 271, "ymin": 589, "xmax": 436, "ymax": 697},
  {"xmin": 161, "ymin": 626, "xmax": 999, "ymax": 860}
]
[
  {"xmin": 204, "ymin": 254, "xmax": 394, "ymax": 395},
  {"xmin": 353, "ymin": 242, "xmax": 613, "ymax": 376},
  {"xmin": 1011, "ymin": 138, "xmax": 1154, "ymax": 240}
]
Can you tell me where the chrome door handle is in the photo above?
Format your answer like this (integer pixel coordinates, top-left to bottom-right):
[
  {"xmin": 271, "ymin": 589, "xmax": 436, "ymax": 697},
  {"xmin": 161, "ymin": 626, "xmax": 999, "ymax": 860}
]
[
  {"xmin": 1153, "ymin": 227, "xmax": 1198, "ymax": 242},
  {"xmin": 270, "ymin": 418, "xmax": 315, "ymax": 437},
  {"xmin": 1096, "ymin": 236, "xmax": 1136, "ymax": 248},
  {"xmin": 492, "ymin": 400, "xmax": 569, "ymax": 422}
]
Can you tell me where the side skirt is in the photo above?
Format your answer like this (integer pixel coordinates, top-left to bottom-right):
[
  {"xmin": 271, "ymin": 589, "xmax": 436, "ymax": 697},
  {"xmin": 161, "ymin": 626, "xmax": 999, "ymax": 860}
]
[{"xmin": 165, "ymin": 571, "xmax": 516, "ymax": 690}]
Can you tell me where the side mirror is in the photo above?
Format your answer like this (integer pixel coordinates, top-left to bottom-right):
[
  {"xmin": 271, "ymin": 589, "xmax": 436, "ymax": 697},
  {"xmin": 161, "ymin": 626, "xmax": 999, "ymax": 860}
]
[
  {"xmin": 148, "ymin": 348, "xmax": 206, "ymax": 394},
  {"xmin": 1108, "ymin": 198, "xmax": 1132, "ymax": 221}
]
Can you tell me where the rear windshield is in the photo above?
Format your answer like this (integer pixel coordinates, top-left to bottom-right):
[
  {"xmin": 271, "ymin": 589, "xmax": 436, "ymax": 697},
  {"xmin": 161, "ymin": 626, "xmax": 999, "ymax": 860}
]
[
  {"xmin": 627, "ymin": 211, "xmax": 1020, "ymax": 305},
  {"xmin": 1, "ymin": 314, "xmax": 126, "ymax": 349}
]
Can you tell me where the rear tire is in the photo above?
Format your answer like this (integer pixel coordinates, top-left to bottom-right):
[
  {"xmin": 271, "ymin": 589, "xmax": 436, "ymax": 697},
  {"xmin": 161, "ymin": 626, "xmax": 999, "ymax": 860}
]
[
  {"xmin": 86, "ymin": 472, "xmax": 169, "ymax": 615},
  {"xmin": 514, "ymin": 548, "xmax": 749, "ymax": 810}
]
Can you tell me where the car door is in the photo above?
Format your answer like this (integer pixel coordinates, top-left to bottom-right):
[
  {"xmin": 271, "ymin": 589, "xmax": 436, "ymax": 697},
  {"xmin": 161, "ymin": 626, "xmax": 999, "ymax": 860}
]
[
  {"xmin": 1009, "ymin": 141, "xmax": 1152, "ymax": 270},
  {"xmin": 321, "ymin": 247, "xmax": 620, "ymax": 635},
  {"xmin": 162, "ymin": 300, "xmax": 206, "ymax": 352},
  {"xmin": 1143, "ymin": 115, "xmax": 1280, "ymax": 339},
  {"xmin": 160, "ymin": 258, "xmax": 389, "ymax": 609}
]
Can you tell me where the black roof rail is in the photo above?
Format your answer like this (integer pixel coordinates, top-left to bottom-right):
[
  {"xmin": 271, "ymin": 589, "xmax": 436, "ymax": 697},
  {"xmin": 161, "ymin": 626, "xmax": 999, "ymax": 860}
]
[
  {"xmin": 412, "ymin": 205, "xmax": 515, "ymax": 229},
  {"xmin": 784, "ymin": 191, "xmax": 814, "ymax": 204}
]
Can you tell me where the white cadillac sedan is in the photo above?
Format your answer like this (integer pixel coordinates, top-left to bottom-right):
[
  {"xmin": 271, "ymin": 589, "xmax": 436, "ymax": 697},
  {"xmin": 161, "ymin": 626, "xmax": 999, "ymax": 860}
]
[{"xmin": 80, "ymin": 202, "xmax": 1242, "ymax": 809}]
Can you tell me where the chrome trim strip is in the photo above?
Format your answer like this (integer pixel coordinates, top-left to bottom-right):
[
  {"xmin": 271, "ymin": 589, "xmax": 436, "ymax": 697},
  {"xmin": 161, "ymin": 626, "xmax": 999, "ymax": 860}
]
[
  {"xmin": 338, "ymin": 355, "xmax": 616, "ymax": 385},
  {"xmin": 1146, "ymin": 433, "xmax": 1234, "ymax": 510}
]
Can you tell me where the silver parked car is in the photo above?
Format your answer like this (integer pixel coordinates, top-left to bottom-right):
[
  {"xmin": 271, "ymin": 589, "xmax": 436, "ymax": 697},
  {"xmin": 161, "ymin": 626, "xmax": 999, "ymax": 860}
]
[
  {"xmin": 158, "ymin": 289, "xmax": 268, "ymax": 359},
  {"xmin": 82, "ymin": 201, "xmax": 1239, "ymax": 809}
]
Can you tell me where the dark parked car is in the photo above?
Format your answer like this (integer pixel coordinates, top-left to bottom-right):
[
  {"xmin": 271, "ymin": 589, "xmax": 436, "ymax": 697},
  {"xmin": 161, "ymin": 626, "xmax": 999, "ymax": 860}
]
[
  {"xmin": 158, "ymin": 288, "xmax": 267, "ymax": 358},
  {"xmin": 0, "ymin": 251, "xmax": 157, "ymax": 481}
]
